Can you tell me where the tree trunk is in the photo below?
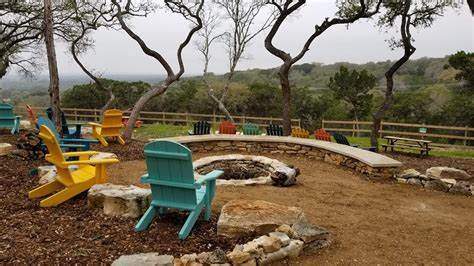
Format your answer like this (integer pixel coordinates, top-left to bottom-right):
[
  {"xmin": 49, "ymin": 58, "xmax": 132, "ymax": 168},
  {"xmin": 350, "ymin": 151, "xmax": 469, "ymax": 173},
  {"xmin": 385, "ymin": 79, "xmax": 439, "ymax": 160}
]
[
  {"xmin": 0, "ymin": 55, "xmax": 8, "ymax": 79},
  {"xmin": 208, "ymin": 90, "xmax": 234, "ymax": 123},
  {"xmin": 279, "ymin": 65, "xmax": 292, "ymax": 135},
  {"xmin": 123, "ymin": 85, "xmax": 168, "ymax": 140},
  {"xmin": 43, "ymin": 0, "xmax": 61, "ymax": 129},
  {"xmin": 101, "ymin": 88, "xmax": 115, "ymax": 114},
  {"xmin": 370, "ymin": 73, "xmax": 395, "ymax": 150}
]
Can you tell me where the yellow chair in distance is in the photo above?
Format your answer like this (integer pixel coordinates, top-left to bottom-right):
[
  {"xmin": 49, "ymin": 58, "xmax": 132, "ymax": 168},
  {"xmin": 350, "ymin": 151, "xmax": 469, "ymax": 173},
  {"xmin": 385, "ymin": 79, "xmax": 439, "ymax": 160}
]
[
  {"xmin": 89, "ymin": 109, "xmax": 125, "ymax": 146},
  {"xmin": 291, "ymin": 127, "xmax": 310, "ymax": 138},
  {"xmin": 29, "ymin": 125, "xmax": 119, "ymax": 207}
]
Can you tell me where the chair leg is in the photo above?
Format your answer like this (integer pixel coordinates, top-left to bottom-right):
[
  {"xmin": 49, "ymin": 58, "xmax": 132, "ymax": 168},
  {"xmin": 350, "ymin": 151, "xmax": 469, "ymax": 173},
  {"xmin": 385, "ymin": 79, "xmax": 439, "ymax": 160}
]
[
  {"xmin": 204, "ymin": 205, "xmax": 211, "ymax": 221},
  {"xmin": 179, "ymin": 208, "xmax": 202, "ymax": 240},
  {"xmin": 117, "ymin": 135, "xmax": 126, "ymax": 145},
  {"xmin": 135, "ymin": 206, "xmax": 157, "ymax": 231},
  {"xmin": 39, "ymin": 181, "xmax": 92, "ymax": 207},
  {"xmin": 97, "ymin": 136, "xmax": 109, "ymax": 147},
  {"xmin": 29, "ymin": 180, "xmax": 64, "ymax": 199}
]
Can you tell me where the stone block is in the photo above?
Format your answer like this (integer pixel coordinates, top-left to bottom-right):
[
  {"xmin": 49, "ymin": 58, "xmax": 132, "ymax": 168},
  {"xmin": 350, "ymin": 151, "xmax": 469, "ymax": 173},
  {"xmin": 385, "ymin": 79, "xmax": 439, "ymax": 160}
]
[
  {"xmin": 88, "ymin": 183, "xmax": 151, "ymax": 218},
  {"xmin": 269, "ymin": 232, "xmax": 291, "ymax": 247},
  {"xmin": 426, "ymin": 167, "xmax": 471, "ymax": 181},
  {"xmin": 0, "ymin": 143, "xmax": 13, "ymax": 156},
  {"xmin": 112, "ymin": 253, "xmax": 174, "ymax": 266},
  {"xmin": 424, "ymin": 179, "xmax": 450, "ymax": 192}
]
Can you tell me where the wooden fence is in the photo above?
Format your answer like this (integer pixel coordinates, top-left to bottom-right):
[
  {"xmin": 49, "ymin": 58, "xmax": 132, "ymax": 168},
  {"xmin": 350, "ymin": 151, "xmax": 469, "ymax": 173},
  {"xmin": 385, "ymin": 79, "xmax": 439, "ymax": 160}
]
[
  {"xmin": 15, "ymin": 107, "xmax": 301, "ymax": 128},
  {"xmin": 322, "ymin": 120, "xmax": 474, "ymax": 147}
]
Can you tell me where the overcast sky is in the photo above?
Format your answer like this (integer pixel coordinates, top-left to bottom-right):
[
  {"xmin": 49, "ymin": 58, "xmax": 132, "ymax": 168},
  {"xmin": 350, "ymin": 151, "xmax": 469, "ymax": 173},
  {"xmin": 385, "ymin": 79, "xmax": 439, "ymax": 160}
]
[{"xmin": 9, "ymin": 0, "xmax": 474, "ymax": 77}]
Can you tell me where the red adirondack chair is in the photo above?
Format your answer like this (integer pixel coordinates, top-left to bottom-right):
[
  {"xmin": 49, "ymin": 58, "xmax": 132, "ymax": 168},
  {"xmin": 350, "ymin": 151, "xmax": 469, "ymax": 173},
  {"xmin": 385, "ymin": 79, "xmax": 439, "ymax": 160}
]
[
  {"xmin": 315, "ymin": 128, "xmax": 331, "ymax": 142},
  {"xmin": 219, "ymin": 120, "xmax": 236, "ymax": 134}
]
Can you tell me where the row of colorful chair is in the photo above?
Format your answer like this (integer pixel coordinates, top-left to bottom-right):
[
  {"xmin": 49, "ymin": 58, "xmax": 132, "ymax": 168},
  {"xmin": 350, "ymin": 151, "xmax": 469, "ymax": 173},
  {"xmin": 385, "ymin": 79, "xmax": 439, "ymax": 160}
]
[{"xmin": 30, "ymin": 123, "xmax": 219, "ymax": 239}]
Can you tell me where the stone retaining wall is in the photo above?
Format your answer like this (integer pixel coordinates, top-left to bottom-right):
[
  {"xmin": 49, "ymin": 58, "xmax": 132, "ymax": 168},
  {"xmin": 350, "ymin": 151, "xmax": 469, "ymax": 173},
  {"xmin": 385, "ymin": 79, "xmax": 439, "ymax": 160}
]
[{"xmin": 183, "ymin": 140, "xmax": 398, "ymax": 179}]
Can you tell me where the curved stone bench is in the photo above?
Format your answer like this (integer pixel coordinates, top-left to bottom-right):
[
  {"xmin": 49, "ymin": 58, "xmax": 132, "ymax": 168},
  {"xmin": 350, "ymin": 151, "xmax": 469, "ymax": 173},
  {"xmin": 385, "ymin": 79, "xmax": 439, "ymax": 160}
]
[{"xmin": 158, "ymin": 135, "xmax": 402, "ymax": 179}]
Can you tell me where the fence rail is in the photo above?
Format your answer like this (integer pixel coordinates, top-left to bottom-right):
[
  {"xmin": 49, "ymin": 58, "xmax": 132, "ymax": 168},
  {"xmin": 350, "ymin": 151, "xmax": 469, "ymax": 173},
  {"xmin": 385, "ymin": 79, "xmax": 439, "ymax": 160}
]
[
  {"xmin": 322, "ymin": 120, "xmax": 473, "ymax": 147},
  {"xmin": 15, "ymin": 107, "xmax": 301, "ymax": 128}
]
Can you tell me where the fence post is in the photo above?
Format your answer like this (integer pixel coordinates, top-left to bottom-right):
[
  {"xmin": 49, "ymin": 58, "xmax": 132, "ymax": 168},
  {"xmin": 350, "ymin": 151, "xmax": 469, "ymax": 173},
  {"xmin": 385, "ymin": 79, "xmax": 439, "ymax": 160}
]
[
  {"xmin": 212, "ymin": 110, "xmax": 216, "ymax": 127},
  {"xmin": 380, "ymin": 121, "xmax": 383, "ymax": 139},
  {"xmin": 352, "ymin": 122, "xmax": 355, "ymax": 137},
  {"xmin": 464, "ymin": 126, "xmax": 468, "ymax": 146},
  {"xmin": 74, "ymin": 108, "xmax": 78, "ymax": 122},
  {"xmin": 322, "ymin": 119, "xmax": 325, "ymax": 130}
]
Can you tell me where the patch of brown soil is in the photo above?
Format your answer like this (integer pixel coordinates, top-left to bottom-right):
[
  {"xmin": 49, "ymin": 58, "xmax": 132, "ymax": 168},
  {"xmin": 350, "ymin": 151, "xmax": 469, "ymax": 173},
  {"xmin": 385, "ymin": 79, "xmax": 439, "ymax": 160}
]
[{"xmin": 384, "ymin": 151, "xmax": 474, "ymax": 175}]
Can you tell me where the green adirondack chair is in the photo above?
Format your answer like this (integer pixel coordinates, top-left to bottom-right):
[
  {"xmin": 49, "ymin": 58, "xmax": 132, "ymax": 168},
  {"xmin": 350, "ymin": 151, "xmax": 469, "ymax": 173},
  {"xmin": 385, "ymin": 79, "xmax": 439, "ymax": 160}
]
[
  {"xmin": 243, "ymin": 123, "xmax": 261, "ymax": 135},
  {"xmin": 135, "ymin": 140, "xmax": 224, "ymax": 240},
  {"xmin": 0, "ymin": 103, "xmax": 20, "ymax": 134}
]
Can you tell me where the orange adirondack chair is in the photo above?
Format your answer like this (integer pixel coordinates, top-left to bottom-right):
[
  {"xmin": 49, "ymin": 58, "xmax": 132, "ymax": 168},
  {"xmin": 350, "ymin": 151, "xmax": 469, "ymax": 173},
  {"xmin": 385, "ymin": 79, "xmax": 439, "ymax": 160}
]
[
  {"xmin": 89, "ymin": 109, "xmax": 125, "ymax": 146},
  {"xmin": 219, "ymin": 120, "xmax": 236, "ymax": 134},
  {"xmin": 315, "ymin": 128, "xmax": 331, "ymax": 142},
  {"xmin": 28, "ymin": 125, "xmax": 119, "ymax": 207}
]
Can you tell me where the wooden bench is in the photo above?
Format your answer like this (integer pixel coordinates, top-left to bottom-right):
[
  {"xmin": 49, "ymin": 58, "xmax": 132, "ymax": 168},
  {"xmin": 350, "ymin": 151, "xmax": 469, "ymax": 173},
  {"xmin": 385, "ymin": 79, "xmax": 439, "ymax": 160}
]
[
  {"xmin": 266, "ymin": 124, "xmax": 283, "ymax": 136},
  {"xmin": 382, "ymin": 136, "xmax": 431, "ymax": 156}
]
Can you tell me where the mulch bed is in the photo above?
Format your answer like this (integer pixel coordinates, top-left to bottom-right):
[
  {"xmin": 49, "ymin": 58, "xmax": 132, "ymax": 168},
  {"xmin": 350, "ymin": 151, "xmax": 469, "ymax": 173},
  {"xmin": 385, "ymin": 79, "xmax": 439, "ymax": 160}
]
[{"xmin": 0, "ymin": 136, "xmax": 247, "ymax": 264}]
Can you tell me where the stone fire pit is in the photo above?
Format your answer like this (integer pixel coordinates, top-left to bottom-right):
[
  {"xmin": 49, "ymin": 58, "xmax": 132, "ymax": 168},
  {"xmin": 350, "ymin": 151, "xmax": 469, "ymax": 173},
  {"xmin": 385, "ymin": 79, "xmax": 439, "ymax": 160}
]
[{"xmin": 193, "ymin": 154, "xmax": 299, "ymax": 187}]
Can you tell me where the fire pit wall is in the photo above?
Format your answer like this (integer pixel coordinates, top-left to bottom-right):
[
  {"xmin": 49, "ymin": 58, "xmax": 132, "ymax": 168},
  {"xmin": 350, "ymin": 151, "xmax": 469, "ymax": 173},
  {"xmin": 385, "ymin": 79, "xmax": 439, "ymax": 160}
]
[{"xmin": 183, "ymin": 140, "xmax": 398, "ymax": 179}]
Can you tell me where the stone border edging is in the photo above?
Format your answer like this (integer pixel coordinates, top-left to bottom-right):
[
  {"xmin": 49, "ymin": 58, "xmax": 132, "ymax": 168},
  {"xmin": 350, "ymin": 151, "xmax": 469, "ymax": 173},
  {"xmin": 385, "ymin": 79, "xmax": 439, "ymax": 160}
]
[{"xmin": 156, "ymin": 135, "xmax": 402, "ymax": 179}]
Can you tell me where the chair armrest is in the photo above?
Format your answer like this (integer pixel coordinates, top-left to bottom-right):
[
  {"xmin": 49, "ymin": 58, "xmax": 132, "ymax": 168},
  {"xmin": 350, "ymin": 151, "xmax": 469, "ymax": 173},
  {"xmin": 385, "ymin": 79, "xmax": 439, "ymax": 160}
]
[
  {"xmin": 62, "ymin": 158, "xmax": 119, "ymax": 166},
  {"xmin": 60, "ymin": 138, "xmax": 99, "ymax": 144},
  {"xmin": 62, "ymin": 151, "xmax": 99, "ymax": 157},
  {"xmin": 140, "ymin": 174, "xmax": 149, "ymax": 182},
  {"xmin": 196, "ymin": 170, "xmax": 224, "ymax": 185},
  {"xmin": 88, "ymin": 122, "xmax": 102, "ymax": 128}
]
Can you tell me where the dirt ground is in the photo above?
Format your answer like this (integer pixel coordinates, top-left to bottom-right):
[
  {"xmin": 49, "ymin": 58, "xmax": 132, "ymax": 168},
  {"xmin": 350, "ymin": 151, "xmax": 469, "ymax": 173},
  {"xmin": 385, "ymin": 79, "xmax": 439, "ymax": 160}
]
[{"xmin": 1, "ymin": 134, "xmax": 474, "ymax": 264}]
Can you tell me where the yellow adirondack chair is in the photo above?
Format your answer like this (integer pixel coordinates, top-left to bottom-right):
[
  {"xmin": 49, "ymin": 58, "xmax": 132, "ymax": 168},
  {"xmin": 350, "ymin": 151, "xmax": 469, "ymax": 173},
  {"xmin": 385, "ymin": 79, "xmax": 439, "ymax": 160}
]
[
  {"xmin": 28, "ymin": 125, "xmax": 119, "ymax": 207},
  {"xmin": 89, "ymin": 109, "xmax": 125, "ymax": 146}
]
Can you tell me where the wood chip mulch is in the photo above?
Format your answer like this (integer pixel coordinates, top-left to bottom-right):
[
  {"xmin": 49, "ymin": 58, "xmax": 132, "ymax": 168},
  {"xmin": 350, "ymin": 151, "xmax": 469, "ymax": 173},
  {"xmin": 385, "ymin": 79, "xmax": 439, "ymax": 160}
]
[{"xmin": 0, "ymin": 136, "xmax": 247, "ymax": 264}]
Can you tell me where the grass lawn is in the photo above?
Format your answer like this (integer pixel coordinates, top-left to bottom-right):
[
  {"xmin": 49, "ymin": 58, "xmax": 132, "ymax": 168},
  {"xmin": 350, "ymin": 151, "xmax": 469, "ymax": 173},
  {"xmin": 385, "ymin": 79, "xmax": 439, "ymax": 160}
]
[{"xmin": 133, "ymin": 123, "xmax": 474, "ymax": 159}]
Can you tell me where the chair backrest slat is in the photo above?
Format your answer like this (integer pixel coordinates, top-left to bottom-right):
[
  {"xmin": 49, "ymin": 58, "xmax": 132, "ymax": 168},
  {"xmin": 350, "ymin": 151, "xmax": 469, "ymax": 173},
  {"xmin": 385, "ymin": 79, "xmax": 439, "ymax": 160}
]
[
  {"xmin": 0, "ymin": 103, "xmax": 15, "ymax": 128},
  {"xmin": 314, "ymin": 128, "xmax": 331, "ymax": 141},
  {"xmin": 37, "ymin": 116, "xmax": 62, "ymax": 141},
  {"xmin": 333, "ymin": 133, "xmax": 350, "ymax": 146},
  {"xmin": 219, "ymin": 121, "xmax": 236, "ymax": 134},
  {"xmin": 101, "ymin": 109, "xmax": 123, "ymax": 136}
]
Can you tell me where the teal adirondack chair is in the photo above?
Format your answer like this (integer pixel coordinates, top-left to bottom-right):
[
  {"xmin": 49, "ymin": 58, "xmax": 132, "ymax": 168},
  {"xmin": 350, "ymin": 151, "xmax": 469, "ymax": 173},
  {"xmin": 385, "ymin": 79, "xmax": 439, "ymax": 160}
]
[
  {"xmin": 0, "ymin": 103, "xmax": 20, "ymax": 134},
  {"xmin": 136, "ymin": 140, "xmax": 223, "ymax": 240},
  {"xmin": 37, "ymin": 116, "xmax": 98, "ymax": 151},
  {"xmin": 243, "ymin": 123, "xmax": 261, "ymax": 135}
]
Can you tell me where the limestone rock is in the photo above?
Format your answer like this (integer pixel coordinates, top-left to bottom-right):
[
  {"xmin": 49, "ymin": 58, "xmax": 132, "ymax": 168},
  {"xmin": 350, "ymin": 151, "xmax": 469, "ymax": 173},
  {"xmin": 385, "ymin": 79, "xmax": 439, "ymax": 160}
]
[
  {"xmin": 226, "ymin": 249, "xmax": 251, "ymax": 264},
  {"xmin": 440, "ymin": 178, "xmax": 457, "ymax": 186},
  {"xmin": 88, "ymin": 183, "xmax": 151, "ymax": 218},
  {"xmin": 268, "ymin": 232, "xmax": 291, "ymax": 247},
  {"xmin": 291, "ymin": 221, "xmax": 329, "ymax": 243},
  {"xmin": 407, "ymin": 178, "xmax": 422, "ymax": 186},
  {"xmin": 217, "ymin": 200, "xmax": 306, "ymax": 238},
  {"xmin": 258, "ymin": 240, "xmax": 303, "ymax": 265},
  {"xmin": 260, "ymin": 236, "xmax": 282, "ymax": 253},
  {"xmin": 424, "ymin": 179, "xmax": 450, "ymax": 192},
  {"xmin": 449, "ymin": 181, "xmax": 473, "ymax": 196},
  {"xmin": 426, "ymin": 167, "xmax": 471, "ymax": 181},
  {"xmin": 20, "ymin": 120, "xmax": 32, "ymax": 129},
  {"xmin": 179, "ymin": 253, "xmax": 197, "ymax": 265},
  {"xmin": 275, "ymin": 224, "xmax": 298, "ymax": 239},
  {"xmin": 0, "ymin": 143, "xmax": 13, "ymax": 156},
  {"xmin": 38, "ymin": 169, "xmax": 57, "ymax": 185},
  {"xmin": 399, "ymin": 169, "xmax": 421, "ymax": 179},
  {"xmin": 112, "ymin": 253, "xmax": 174, "ymax": 266},
  {"xmin": 396, "ymin": 178, "xmax": 407, "ymax": 184},
  {"xmin": 197, "ymin": 248, "xmax": 227, "ymax": 264},
  {"xmin": 38, "ymin": 165, "xmax": 56, "ymax": 176}
]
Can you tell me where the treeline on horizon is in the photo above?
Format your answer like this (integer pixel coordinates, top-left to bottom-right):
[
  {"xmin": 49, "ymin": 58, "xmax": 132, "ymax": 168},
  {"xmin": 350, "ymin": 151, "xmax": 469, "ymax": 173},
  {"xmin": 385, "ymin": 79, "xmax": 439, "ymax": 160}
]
[{"xmin": 2, "ymin": 55, "xmax": 472, "ymax": 129}]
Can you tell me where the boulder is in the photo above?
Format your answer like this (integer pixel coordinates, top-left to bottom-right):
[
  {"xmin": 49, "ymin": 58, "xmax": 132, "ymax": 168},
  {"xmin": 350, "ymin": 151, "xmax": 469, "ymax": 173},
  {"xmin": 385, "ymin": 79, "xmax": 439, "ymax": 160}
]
[
  {"xmin": 88, "ymin": 183, "xmax": 151, "ymax": 218},
  {"xmin": 197, "ymin": 248, "xmax": 227, "ymax": 265},
  {"xmin": 407, "ymin": 178, "xmax": 423, "ymax": 186},
  {"xmin": 0, "ymin": 143, "xmax": 13, "ymax": 156},
  {"xmin": 291, "ymin": 221, "xmax": 329, "ymax": 243},
  {"xmin": 217, "ymin": 200, "xmax": 306, "ymax": 238},
  {"xmin": 426, "ymin": 167, "xmax": 471, "ymax": 181},
  {"xmin": 424, "ymin": 179, "xmax": 450, "ymax": 192},
  {"xmin": 268, "ymin": 232, "xmax": 291, "ymax": 247},
  {"xmin": 399, "ymin": 169, "xmax": 421, "ymax": 179},
  {"xmin": 112, "ymin": 253, "xmax": 174, "ymax": 266},
  {"xmin": 226, "ymin": 249, "xmax": 251, "ymax": 265},
  {"xmin": 449, "ymin": 181, "xmax": 473, "ymax": 196},
  {"xmin": 37, "ymin": 165, "xmax": 78, "ymax": 185}
]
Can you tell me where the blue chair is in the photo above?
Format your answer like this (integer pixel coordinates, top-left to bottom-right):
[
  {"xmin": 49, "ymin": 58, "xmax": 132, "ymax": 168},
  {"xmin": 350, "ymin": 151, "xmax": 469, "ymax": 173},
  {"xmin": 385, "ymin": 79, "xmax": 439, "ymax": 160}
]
[
  {"xmin": 46, "ymin": 107, "xmax": 81, "ymax": 139},
  {"xmin": 0, "ymin": 103, "xmax": 20, "ymax": 134},
  {"xmin": 135, "ymin": 140, "xmax": 223, "ymax": 239},
  {"xmin": 37, "ymin": 116, "xmax": 98, "ymax": 151}
]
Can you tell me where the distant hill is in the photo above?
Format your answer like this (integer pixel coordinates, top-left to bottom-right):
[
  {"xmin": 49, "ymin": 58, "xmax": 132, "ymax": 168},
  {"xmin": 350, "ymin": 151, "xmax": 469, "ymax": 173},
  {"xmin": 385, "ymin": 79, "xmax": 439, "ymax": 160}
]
[{"xmin": 221, "ymin": 56, "xmax": 460, "ymax": 91}]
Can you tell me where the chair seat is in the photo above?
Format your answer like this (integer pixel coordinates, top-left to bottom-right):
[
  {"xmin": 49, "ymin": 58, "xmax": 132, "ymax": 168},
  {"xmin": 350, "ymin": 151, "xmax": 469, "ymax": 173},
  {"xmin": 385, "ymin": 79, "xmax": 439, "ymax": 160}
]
[{"xmin": 71, "ymin": 165, "xmax": 96, "ymax": 183}]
